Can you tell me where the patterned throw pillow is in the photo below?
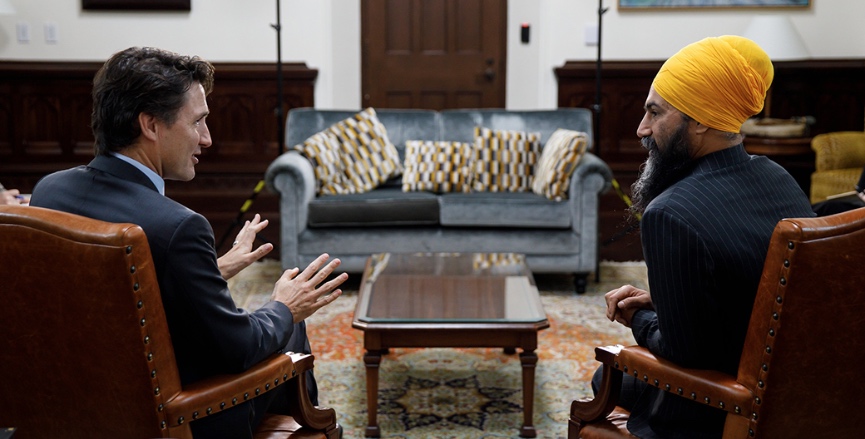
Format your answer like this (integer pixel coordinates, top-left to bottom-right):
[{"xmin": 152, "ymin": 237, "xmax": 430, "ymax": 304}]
[
  {"xmin": 292, "ymin": 130, "xmax": 351, "ymax": 195},
  {"xmin": 532, "ymin": 129, "xmax": 590, "ymax": 201},
  {"xmin": 402, "ymin": 140, "xmax": 473, "ymax": 193},
  {"xmin": 327, "ymin": 108, "xmax": 403, "ymax": 193},
  {"xmin": 470, "ymin": 127, "xmax": 541, "ymax": 192}
]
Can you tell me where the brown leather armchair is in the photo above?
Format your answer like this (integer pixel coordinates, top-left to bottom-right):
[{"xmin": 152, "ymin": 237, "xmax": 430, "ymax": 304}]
[
  {"xmin": 0, "ymin": 205, "xmax": 339, "ymax": 439},
  {"xmin": 568, "ymin": 207, "xmax": 865, "ymax": 438},
  {"xmin": 810, "ymin": 131, "xmax": 865, "ymax": 203}
]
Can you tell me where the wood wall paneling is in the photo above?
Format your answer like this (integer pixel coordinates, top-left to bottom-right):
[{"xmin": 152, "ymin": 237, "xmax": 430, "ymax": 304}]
[
  {"xmin": 0, "ymin": 61, "xmax": 317, "ymax": 255},
  {"xmin": 556, "ymin": 59, "xmax": 865, "ymax": 262}
]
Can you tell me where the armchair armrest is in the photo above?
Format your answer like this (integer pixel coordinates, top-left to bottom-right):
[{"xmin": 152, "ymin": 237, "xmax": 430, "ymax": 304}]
[
  {"xmin": 572, "ymin": 345, "xmax": 755, "ymax": 423},
  {"xmin": 163, "ymin": 352, "xmax": 336, "ymax": 430}
]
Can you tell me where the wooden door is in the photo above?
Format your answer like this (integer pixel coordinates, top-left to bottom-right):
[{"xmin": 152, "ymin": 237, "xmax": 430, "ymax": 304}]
[{"xmin": 361, "ymin": 0, "xmax": 507, "ymax": 110}]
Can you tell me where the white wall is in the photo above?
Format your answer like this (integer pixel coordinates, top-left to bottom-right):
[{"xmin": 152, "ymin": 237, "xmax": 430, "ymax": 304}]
[{"xmin": 1, "ymin": 0, "xmax": 863, "ymax": 110}]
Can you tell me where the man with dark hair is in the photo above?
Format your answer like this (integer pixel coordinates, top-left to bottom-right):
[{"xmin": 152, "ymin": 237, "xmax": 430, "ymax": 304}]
[
  {"xmin": 30, "ymin": 47, "xmax": 346, "ymax": 438},
  {"xmin": 599, "ymin": 36, "xmax": 815, "ymax": 438}
]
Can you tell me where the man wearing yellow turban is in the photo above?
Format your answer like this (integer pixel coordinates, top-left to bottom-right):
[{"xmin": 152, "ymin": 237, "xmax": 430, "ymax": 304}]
[{"xmin": 596, "ymin": 36, "xmax": 815, "ymax": 438}]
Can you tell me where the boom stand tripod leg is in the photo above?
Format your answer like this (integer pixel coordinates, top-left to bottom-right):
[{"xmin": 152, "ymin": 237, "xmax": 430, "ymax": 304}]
[{"xmin": 216, "ymin": 180, "xmax": 272, "ymax": 251}]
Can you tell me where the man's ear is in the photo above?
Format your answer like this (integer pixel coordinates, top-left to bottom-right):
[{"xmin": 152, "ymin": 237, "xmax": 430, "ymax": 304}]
[
  {"xmin": 138, "ymin": 113, "xmax": 159, "ymax": 142},
  {"xmin": 692, "ymin": 120, "xmax": 710, "ymax": 135}
]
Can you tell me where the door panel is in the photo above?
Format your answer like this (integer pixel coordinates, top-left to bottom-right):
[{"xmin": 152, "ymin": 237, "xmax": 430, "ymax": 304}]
[{"xmin": 362, "ymin": 0, "xmax": 507, "ymax": 110}]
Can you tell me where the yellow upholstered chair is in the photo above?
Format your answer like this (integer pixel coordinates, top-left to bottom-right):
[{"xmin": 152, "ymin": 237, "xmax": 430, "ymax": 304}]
[
  {"xmin": 809, "ymin": 131, "xmax": 865, "ymax": 203},
  {"xmin": 0, "ymin": 205, "xmax": 339, "ymax": 439},
  {"xmin": 569, "ymin": 207, "xmax": 865, "ymax": 438}
]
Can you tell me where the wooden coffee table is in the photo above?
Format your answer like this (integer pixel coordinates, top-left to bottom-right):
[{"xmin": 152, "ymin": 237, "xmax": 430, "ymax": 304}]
[{"xmin": 352, "ymin": 253, "xmax": 549, "ymax": 438}]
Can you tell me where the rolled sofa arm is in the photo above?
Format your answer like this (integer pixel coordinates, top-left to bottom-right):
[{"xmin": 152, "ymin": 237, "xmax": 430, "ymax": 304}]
[
  {"xmin": 567, "ymin": 152, "xmax": 613, "ymax": 272},
  {"xmin": 265, "ymin": 151, "xmax": 317, "ymax": 269}
]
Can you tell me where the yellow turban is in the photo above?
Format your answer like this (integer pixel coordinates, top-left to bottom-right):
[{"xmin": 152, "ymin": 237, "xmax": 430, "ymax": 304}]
[{"xmin": 652, "ymin": 35, "xmax": 774, "ymax": 133}]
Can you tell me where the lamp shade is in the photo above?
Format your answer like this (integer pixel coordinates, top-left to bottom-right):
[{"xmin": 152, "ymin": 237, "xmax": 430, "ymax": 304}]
[
  {"xmin": 742, "ymin": 15, "xmax": 809, "ymax": 61},
  {"xmin": 0, "ymin": 0, "xmax": 15, "ymax": 14}
]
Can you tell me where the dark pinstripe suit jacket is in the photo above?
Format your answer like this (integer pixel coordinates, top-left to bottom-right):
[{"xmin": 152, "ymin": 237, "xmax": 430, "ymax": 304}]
[
  {"xmin": 627, "ymin": 145, "xmax": 815, "ymax": 438},
  {"xmin": 30, "ymin": 155, "xmax": 315, "ymax": 424}
]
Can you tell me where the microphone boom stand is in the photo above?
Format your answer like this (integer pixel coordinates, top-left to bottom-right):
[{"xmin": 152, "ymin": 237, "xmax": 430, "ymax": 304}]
[{"xmin": 216, "ymin": 0, "xmax": 284, "ymax": 251}]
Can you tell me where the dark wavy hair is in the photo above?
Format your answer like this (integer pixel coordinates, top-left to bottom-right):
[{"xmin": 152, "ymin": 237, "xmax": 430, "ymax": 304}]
[{"xmin": 91, "ymin": 47, "xmax": 215, "ymax": 155}]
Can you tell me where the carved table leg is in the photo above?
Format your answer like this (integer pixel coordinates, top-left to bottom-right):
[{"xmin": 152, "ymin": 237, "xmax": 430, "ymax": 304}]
[
  {"xmin": 519, "ymin": 350, "xmax": 539, "ymax": 438},
  {"xmin": 364, "ymin": 350, "xmax": 383, "ymax": 437}
]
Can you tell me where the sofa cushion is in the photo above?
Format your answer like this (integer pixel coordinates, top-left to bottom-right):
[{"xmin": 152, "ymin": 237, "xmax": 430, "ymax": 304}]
[
  {"xmin": 292, "ymin": 130, "xmax": 352, "ymax": 195},
  {"xmin": 327, "ymin": 108, "xmax": 403, "ymax": 193},
  {"xmin": 532, "ymin": 129, "xmax": 590, "ymax": 201},
  {"xmin": 402, "ymin": 140, "xmax": 473, "ymax": 193},
  {"xmin": 470, "ymin": 127, "xmax": 541, "ymax": 193},
  {"xmin": 307, "ymin": 188, "xmax": 439, "ymax": 227},
  {"xmin": 439, "ymin": 192, "xmax": 571, "ymax": 229}
]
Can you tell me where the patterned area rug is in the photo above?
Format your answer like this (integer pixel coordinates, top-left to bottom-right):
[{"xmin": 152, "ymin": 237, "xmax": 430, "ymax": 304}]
[{"xmin": 229, "ymin": 260, "xmax": 647, "ymax": 439}]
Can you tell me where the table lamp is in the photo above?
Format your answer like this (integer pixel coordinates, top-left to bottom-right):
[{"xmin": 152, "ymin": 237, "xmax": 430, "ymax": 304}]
[{"xmin": 741, "ymin": 15, "xmax": 811, "ymax": 137}]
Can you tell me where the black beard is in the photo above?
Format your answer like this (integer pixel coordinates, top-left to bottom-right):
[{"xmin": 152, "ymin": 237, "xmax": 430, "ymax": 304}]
[{"xmin": 629, "ymin": 122, "xmax": 695, "ymax": 219}]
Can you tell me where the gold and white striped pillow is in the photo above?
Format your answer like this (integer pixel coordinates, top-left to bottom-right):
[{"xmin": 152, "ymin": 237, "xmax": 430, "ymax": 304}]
[
  {"xmin": 470, "ymin": 127, "xmax": 541, "ymax": 193},
  {"xmin": 401, "ymin": 140, "xmax": 473, "ymax": 193},
  {"xmin": 326, "ymin": 108, "xmax": 403, "ymax": 193},
  {"xmin": 293, "ymin": 130, "xmax": 352, "ymax": 195},
  {"xmin": 532, "ymin": 129, "xmax": 589, "ymax": 201}
]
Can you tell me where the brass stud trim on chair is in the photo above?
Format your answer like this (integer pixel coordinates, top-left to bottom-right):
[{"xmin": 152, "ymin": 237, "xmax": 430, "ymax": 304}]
[
  {"xmin": 151, "ymin": 369, "xmax": 156, "ymax": 378},
  {"xmin": 768, "ymin": 329, "xmax": 775, "ymax": 337},
  {"xmin": 161, "ymin": 421, "xmax": 166, "ymax": 429},
  {"xmin": 154, "ymin": 386, "xmax": 160, "ymax": 396},
  {"xmin": 244, "ymin": 392, "xmax": 249, "ymax": 400},
  {"xmin": 134, "ymin": 282, "xmax": 139, "ymax": 291},
  {"xmin": 255, "ymin": 388, "xmax": 261, "ymax": 395},
  {"xmin": 783, "ymin": 259, "xmax": 790, "ymax": 267},
  {"xmin": 653, "ymin": 379, "xmax": 659, "ymax": 386},
  {"xmin": 734, "ymin": 405, "xmax": 741, "ymax": 414},
  {"xmin": 147, "ymin": 353, "xmax": 153, "ymax": 361},
  {"xmin": 137, "ymin": 300, "xmax": 143, "ymax": 309},
  {"xmin": 755, "ymin": 397, "xmax": 762, "ymax": 405},
  {"xmin": 193, "ymin": 411, "xmax": 199, "ymax": 419},
  {"xmin": 677, "ymin": 387, "xmax": 683, "ymax": 395},
  {"xmin": 772, "ymin": 312, "xmax": 779, "ymax": 320},
  {"xmin": 158, "ymin": 404, "xmax": 164, "ymax": 412},
  {"xmin": 704, "ymin": 396, "xmax": 710, "ymax": 404},
  {"xmin": 664, "ymin": 384, "xmax": 671, "ymax": 391},
  {"xmin": 144, "ymin": 335, "xmax": 150, "ymax": 344},
  {"xmin": 749, "ymin": 428, "xmax": 755, "ymax": 437},
  {"xmin": 265, "ymin": 383, "xmax": 271, "ymax": 390},
  {"xmin": 232, "ymin": 397, "xmax": 238, "ymax": 405},
  {"xmin": 220, "ymin": 402, "xmax": 226, "ymax": 409},
  {"xmin": 177, "ymin": 416, "xmax": 184, "ymax": 425},
  {"xmin": 130, "ymin": 265, "xmax": 136, "ymax": 274},
  {"xmin": 207, "ymin": 407, "xmax": 213, "ymax": 415},
  {"xmin": 690, "ymin": 392, "xmax": 697, "ymax": 400},
  {"xmin": 719, "ymin": 401, "xmax": 725, "ymax": 409},
  {"xmin": 787, "ymin": 241, "xmax": 794, "ymax": 249}
]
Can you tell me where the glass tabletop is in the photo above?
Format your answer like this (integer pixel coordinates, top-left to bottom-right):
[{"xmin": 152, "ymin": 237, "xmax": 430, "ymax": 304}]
[{"xmin": 354, "ymin": 253, "xmax": 546, "ymax": 323}]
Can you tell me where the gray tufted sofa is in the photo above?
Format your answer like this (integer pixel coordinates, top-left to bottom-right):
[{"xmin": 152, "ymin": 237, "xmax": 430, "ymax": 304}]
[{"xmin": 264, "ymin": 107, "xmax": 613, "ymax": 292}]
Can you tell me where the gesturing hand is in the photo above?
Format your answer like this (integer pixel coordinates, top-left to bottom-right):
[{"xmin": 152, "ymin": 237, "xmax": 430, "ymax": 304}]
[
  {"xmin": 272, "ymin": 253, "xmax": 348, "ymax": 323},
  {"xmin": 604, "ymin": 284, "xmax": 654, "ymax": 328},
  {"xmin": 218, "ymin": 214, "xmax": 274, "ymax": 280}
]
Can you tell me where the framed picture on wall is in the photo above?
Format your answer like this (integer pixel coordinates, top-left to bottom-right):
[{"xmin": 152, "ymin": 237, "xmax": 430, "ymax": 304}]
[
  {"xmin": 619, "ymin": 0, "xmax": 810, "ymax": 10},
  {"xmin": 82, "ymin": 0, "xmax": 191, "ymax": 11}
]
